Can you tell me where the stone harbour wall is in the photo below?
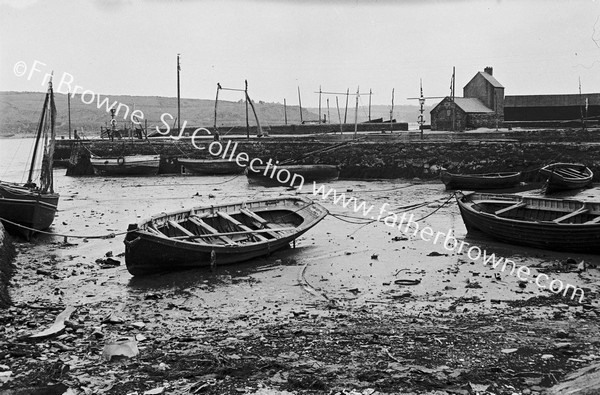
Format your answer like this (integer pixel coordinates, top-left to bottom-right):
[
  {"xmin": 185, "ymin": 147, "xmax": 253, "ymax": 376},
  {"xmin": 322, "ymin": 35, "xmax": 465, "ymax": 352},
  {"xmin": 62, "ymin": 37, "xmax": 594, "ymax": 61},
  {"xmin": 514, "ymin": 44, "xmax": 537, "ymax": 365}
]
[{"xmin": 58, "ymin": 135, "xmax": 600, "ymax": 181}]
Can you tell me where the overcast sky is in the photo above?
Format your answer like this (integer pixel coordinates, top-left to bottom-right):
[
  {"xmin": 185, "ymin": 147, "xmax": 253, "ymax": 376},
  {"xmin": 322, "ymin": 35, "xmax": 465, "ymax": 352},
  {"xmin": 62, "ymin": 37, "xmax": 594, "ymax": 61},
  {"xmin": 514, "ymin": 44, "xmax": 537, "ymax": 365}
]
[{"xmin": 1, "ymin": 0, "xmax": 599, "ymax": 107}]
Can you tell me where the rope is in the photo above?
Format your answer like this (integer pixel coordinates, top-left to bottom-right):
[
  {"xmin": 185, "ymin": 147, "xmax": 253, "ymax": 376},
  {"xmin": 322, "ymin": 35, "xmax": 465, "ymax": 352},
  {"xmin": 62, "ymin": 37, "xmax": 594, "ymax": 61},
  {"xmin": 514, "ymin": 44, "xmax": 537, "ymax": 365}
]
[
  {"xmin": 0, "ymin": 216, "xmax": 131, "ymax": 239},
  {"xmin": 414, "ymin": 192, "xmax": 457, "ymax": 222}
]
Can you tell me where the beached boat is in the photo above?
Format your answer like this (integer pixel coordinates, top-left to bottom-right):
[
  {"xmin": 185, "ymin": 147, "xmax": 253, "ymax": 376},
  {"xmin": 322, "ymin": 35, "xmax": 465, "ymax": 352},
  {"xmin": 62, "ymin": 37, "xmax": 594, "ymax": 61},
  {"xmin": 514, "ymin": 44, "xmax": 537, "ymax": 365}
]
[
  {"xmin": 179, "ymin": 158, "xmax": 244, "ymax": 175},
  {"xmin": 245, "ymin": 164, "xmax": 340, "ymax": 187},
  {"xmin": 539, "ymin": 163, "xmax": 593, "ymax": 193},
  {"xmin": 0, "ymin": 80, "xmax": 59, "ymax": 240},
  {"xmin": 90, "ymin": 154, "xmax": 160, "ymax": 176},
  {"xmin": 441, "ymin": 171, "xmax": 521, "ymax": 190},
  {"xmin": 124, "ymin": 196, "xmax": 328, "ymax": 276},
  {"xmin": 456, "ymin": 192, "xmax": 600, "ymax": 253}
]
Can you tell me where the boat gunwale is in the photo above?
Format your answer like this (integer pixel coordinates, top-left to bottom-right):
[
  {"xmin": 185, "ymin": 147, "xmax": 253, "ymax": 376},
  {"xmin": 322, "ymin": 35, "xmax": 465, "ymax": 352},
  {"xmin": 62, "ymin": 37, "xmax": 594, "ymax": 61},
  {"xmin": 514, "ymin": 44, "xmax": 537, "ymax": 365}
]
[
  {"xmin": 459, "ymin": 192, "xmax": 600, "ymax": 227},
  {"xmin": 130, "ymin": 196, "xmax": 327, "ymax": 247}
]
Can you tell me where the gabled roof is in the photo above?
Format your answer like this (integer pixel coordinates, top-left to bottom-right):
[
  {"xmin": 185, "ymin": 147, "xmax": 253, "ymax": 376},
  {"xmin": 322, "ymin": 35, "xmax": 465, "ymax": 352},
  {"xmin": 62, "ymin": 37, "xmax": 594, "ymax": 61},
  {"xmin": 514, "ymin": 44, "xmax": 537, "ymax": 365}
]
[
  {"xmin": 477, "ymin": 71, "xmax": 504, "ymax": 88},
  {"xmin": 453, "ymin": 97, "xmax": 494, "ymax": 113}
]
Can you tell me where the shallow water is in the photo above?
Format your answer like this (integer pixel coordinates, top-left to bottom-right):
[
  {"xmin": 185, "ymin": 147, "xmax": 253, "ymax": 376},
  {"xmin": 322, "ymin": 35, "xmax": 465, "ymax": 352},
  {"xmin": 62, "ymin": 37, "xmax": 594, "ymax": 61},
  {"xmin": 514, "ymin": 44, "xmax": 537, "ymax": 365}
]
[{"xmin": 2, "ymin": 137, "xmax": 599, "ymax": 321}]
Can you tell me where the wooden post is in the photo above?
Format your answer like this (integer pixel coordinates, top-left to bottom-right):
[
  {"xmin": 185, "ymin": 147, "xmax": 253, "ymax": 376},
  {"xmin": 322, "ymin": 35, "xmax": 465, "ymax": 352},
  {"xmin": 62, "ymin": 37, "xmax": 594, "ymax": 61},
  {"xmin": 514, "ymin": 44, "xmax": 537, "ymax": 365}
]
[
  {"xmin": 67, "ymin": 92, "xmax": 71, "ymax": 139},
  {"xmin": 284, "ymin": 98, "xmax": 287, "ymax": 125},
  {"xmin": 214, "ymin": 83, "xmax": 220, "ymax": 132},
  {"xmin": 344, "ymin": 88, "xmax": 349, "ymax": 124},
  {"xmin": 245, "ymin": 80, "xmax": 249, "ymax": 139},
  {"xmin": 318, "ymin": 85, "xmax": 322, "ymax": 124},
  {"xmin": 336, "ymin": 96, "xmax": 342, "ymax": 134},
  {"xmin": 368, "ymin": 89, "xmax": 372, "ymax": 122},
  {"xmin": 327, "ymin": 98, "xmax": 330, "ymax": 124},
  {"xmin": 177, "ymin": 54, "xmax": 181, "ymax": 135},
  {"xmin": 297, "ymin": 86, "xmax": 303, "ymax": 124},
  {"xmin": 353, "ymin": 86, "xmax": 359, "ymax": 139},
  {"xmin": 391, "ymin": 88, "xmax": 395, "ymax": 134}
]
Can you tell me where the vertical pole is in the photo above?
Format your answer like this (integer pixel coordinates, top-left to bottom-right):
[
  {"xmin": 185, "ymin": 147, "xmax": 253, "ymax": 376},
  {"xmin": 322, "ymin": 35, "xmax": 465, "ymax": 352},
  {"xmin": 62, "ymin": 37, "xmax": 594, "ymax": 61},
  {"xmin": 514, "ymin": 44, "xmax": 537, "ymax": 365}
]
[
  {"xmin": 368, "ymin": 89, "xmax": 372, "ymax": 122},
  {"xmin": 177, "ymin": 54, "xmax": 181, "ymax": 134},
  {"xmin": 353, "ymin": 86, "xmax": 359, "ymax": 139},
  {"xmin": 344, "ymin": 88, "xmax": 349, "ymax": 124},
  {"xmin": 214, "ymin": 83, "xmax": 220, "ymax": 132},
  {"xmin": 67, "ymin": 92, "xmax": 71, "ymax": 139},
  {"xmin": 318, "ymin": 85, "xmax": 322, "ymax": 123},
  {"xmin": 327, "ymin": 98, "xmax": 330, "ymax": 124},
  {"xmin": 297, "ymin": 86, "xmax": 303, "ymax": 124},
  {"xmin": 245, "ymin": 80, "xmax": 249, "ymax": 139},
  {"xmin": 336, "ymin": 97, "xmax": 342, "ymax": 134},
  {"xmin": 579, "ymin": 77, "xmax": 586, "ymax": 132},
  {"xmin": 284, "ymin": 98, "xmax": 287, "ymax": 125},
  {"xmin": 391, "ymin": 88, "xmax": 395, "ymax": 134},
  {"xmin": 451, "ymin": 66, "xmax": 455, "ymax": 133}
]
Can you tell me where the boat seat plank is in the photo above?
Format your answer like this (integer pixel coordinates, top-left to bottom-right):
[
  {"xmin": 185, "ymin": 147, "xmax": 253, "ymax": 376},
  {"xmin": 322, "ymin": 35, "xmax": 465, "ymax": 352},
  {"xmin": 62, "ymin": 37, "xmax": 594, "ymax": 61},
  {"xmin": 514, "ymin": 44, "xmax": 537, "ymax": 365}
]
[
  {"xmin": 189, "ymin": 216, "xmax": 236, "ymax": 244},
  {"xmin": 240, "ymin": 208, "xmax": 283, "ymax": 238},
  {"xmin": 553, "ymin": 208, "xmax": 589, "ymax": 223},
  {"xmin": 585, "ymin": 216, "xmax": 600, "ymax": 224},
  {"xmin": 168, "ymin": 220, "xmax": 195, "ymax": 236},
  {"xmin": 554, "ymin": 168, "xmax": 587, "ymax": 177},
  {"xmin": 217, "ymin": 211, "xmax": 269, "ymax": 242},
  {"xmin": 494, "ymin": 202, "xmax": 526, "ymax": 216},
  {"xmin": 147, "ymin": 225, "xmax": 164, "ymax": 236}
]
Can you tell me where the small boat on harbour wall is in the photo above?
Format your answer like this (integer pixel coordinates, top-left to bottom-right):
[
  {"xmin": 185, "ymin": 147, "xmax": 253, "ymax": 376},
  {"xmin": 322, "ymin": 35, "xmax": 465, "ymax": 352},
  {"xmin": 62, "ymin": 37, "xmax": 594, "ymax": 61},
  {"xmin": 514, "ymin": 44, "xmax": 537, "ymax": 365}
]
[
  {"xmin": 0, "ymin": 79, "xmax": 59, "ymax": 240},
  {"xmin": 89, "ymin": 155, "xmax": 160, "ymax": 176},
  {"xmin": 245, "ymin": 164, "xmax": 340, "ymax": 187},
  {"xmin": 456, "ymin": 192, "xmax": 600, "ymax": 253},
  {"xmin": 179, "ymin": 158, "xmax": 244, "ymax": 175},
  {"xmin": 440, "ymin": 171, "xmax": 521, "ymax": 190},
  {"xmin": 123, "ymin": 196, "xmax": 328, "ymax": 276},
  {"xmin": 539, "ymin": 163, "xmax": 593, "ymax": 193}
]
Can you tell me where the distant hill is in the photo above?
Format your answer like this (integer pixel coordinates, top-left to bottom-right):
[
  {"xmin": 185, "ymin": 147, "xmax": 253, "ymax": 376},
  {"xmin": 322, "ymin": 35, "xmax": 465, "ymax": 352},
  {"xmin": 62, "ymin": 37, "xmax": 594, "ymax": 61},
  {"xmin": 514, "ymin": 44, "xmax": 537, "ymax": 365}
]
[
  {"xmin": 305, "ymin": 104, "xmax": 433, "ymax": 125},
  {"xmin": 0, "ymin": 91, "xmax": 430, "ymax": 137}
]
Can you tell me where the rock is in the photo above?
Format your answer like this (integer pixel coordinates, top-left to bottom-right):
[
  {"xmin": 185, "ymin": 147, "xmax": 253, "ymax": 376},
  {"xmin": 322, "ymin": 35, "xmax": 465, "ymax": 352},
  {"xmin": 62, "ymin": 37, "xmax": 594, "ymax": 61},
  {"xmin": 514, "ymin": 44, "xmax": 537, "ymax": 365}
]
[
  {"xmin": 501, "ymin": 348, "xmax": 518, "ymax": 354},
  {"xmin": 101, "ymin": 337, "xmax": 139, "ymax": 361},
  {"xmin": 541, "ymin": 354, "xmax": 554, "ymax": 360},
  {"xmin": 143, "ymin": 387, "xmax": 165, "ymax": 395}
]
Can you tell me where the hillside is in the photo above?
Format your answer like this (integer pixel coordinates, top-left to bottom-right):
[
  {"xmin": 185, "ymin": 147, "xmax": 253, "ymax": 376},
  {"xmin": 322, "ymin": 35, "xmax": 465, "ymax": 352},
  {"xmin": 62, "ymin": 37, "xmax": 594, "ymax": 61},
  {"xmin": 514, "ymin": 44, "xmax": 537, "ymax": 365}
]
[{"xmin": 0, "ymin": 91, "xmax": 430, "ymax": 137}]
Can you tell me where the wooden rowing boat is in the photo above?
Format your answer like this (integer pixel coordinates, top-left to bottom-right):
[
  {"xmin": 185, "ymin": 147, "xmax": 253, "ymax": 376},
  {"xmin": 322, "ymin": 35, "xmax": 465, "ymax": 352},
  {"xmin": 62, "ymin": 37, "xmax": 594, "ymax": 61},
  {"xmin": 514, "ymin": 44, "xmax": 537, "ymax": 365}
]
[
  {"xmin": 457, "ymin": 192, "xmax": 600, "ymax": 253},
  {"xmin": 179, "ymin": 158, "xmax": 244, "ymax": 175},
  {"xmin": 123, "ymin": 196, "xmax": 328, "ymax": 276},
  {"xmin": 440, "ymin": 171, "xmax": 521, "ymax": 190},
  {"xmin": 539, "ymin": 163, "xmax": 593, "ymax": 193},
  {"xmin": 90, "ymin": 154, "xmax": 160, "ymax": 176},
  {"xmin": 245, "ymin": 164, "xmax": 340, "ymax": 187}
]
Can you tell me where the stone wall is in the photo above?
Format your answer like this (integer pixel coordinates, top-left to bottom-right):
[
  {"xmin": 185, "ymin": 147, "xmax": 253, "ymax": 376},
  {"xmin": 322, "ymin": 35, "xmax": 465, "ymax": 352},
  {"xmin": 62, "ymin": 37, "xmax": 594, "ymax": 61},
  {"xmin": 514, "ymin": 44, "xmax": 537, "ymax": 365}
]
[{"xmin": 59, "ymin": 136, "xmax": 600, "ymax": 181}]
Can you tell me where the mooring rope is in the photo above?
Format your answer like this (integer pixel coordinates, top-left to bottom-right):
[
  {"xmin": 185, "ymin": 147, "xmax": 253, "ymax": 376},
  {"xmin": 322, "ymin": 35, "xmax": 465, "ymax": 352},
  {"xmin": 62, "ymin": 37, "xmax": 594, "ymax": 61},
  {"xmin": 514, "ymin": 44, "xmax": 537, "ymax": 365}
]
[{"xmin": 0, "ymin": 216, "xmax": 131, "ymax": 240}]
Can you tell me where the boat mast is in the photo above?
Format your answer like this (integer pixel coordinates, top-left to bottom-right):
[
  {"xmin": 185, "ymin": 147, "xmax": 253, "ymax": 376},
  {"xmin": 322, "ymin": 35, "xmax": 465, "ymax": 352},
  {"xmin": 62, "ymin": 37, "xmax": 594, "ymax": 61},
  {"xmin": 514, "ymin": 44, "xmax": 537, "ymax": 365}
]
[
  {"xmin": 45, "ymin": 79, "xmax": 56, "ymax": 194},
  {"xmin": 27, "ymin": 84, "xmax": 50, "ymax": 186},
  {"xmin": 368, "ymin": 89, "xmax": 372, "ymax": 122},
  {"xmin": 353, "ymin": 86, "xmax": 359, "ymax": 139},
  {"xmin": 177, "ymin": 54, "xmax": 181, "ymax": 134},
  {"xmin": 297, "ymin": 86, "xmax": 303, "ymax": 124},
  {"xmin": 68, "ymin": 91, "xmax": 71, "ymax": 139},
  {"xmin": 214, "ymin": 83, "xmax": 221, "ymax": 132}
]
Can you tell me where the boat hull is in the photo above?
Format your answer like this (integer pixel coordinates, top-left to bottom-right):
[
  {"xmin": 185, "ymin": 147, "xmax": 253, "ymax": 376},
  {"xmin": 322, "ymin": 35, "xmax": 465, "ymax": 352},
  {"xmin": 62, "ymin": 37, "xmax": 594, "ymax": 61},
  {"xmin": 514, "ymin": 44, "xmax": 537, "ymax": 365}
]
[
  {"xmin": 539, "ymin": 163, "xmax": 593, "ymax": 193},
  {"xmin": 245, "ymin": 165, "xmax": 340, "ymax": 187},
  {"xmin": 441, "ymin": 171, "xmax": 521, "ymax": 190},
  {"xmin": 179, "ymin": 158, "xmax": 244, "ymax": 175},
  {"xmin": 457, "ymin": 192, "xmax": 600, "ymax": 253},
  {"xmin": 90, "ymin": 155, "xmax": 160, "ymax": 176},
  {"xmin": 0, "ymin": 183, "xmax": 59, "ymax": 240},
  {"xmin": 124, "ymin": 196, "xmax": 328, "ymax": 276}
]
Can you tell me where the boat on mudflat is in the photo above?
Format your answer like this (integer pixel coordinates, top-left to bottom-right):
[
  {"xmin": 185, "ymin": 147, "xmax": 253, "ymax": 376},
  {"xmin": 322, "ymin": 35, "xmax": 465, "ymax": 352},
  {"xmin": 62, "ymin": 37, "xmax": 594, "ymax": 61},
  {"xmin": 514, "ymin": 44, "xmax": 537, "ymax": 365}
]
[
  {"xmin": 0, "ymin": 80, "xmax": 59, "ymax": 240},
  {"xmin": 457, "ymin": 192, "xmax": 600, "ymax": 253},
  {"xmin": 123, "ymin": 196, "xmax": 328, "ymax": 276},
  {"xmin": 539, "ymin": 163, "xmax": 593, "ymax": 193},
  {"xmin": 90, "ymin": 155, "xmax": 160, "ymax": 176},
  {"xmin": 245, "ymin": 164, "xmax": 340, "ymax": 187},
  {"xmin": 440, "ymin": 171, "xmax": 521, "ymax": 190},
  {"xmin": 179, "ymin": 158, "xmax": 244, "ymax": 175}
]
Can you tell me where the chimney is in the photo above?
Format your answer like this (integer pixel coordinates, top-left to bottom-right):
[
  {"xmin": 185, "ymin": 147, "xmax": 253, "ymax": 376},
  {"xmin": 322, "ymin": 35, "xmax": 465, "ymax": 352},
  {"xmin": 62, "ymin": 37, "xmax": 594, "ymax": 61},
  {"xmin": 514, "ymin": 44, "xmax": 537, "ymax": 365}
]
[{"xmin": 484, "ymin": 67, "xmax": 493, "ymax": 76}]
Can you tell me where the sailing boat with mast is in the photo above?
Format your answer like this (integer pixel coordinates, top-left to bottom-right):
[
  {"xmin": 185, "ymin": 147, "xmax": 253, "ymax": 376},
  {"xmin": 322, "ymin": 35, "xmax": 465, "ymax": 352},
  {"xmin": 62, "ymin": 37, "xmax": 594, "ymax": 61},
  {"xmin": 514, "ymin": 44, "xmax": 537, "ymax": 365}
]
[{"xmin": 0, "ymin": 79, "xmax": 60, "ymax": 240}]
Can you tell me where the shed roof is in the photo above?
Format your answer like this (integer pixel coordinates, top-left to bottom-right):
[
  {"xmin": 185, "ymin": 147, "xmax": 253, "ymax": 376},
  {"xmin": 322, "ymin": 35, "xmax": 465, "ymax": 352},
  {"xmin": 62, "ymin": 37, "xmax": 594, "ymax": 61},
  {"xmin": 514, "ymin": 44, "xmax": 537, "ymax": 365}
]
[
  {"xmin": 505, "ymin": 94, "xmax": 600, "ymax": 107},
  {"xmin": 453, "ymin": 97, "xmax": 494, "ymax": 113},
  {"xmin": 478, "ymin": 72, "xmax": 504, "ymax": 88}
]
